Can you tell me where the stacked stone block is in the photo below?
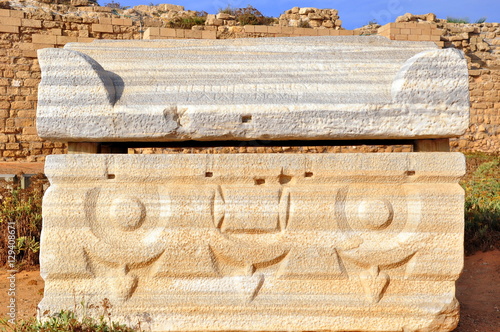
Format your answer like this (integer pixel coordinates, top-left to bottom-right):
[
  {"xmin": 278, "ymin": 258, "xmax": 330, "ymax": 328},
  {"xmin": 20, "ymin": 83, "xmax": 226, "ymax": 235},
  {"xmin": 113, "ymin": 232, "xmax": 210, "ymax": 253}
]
[
  {"xmin": 442, "ymin": 23, "xmax": 500, "ymax": 153},
  {"xmin": 144, "ymin": 25, "xmax": 360, "ymax": 39},
  {"xmin": 378, "ymin": 22, "xmax": 443, "ymax": 46}
]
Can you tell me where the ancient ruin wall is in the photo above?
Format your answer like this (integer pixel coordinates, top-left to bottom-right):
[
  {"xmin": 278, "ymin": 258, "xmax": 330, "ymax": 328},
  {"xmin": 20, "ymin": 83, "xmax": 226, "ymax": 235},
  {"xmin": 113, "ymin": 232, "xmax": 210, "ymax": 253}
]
[{"xmin": 0, "ymin": 5, "xmax": 499, "ymax": 161}]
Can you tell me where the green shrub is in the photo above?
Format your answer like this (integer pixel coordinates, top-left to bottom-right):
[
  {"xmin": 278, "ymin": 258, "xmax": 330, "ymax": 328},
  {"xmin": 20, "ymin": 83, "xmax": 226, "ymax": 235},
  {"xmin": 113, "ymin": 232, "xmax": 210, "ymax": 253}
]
[
  {"xmin": 0, "ymin": 310, "xmax": 137, "ymax": 331},
  {"xmin": 168, "ymin": 14, "xmax": 206, "ymax": 29},
  {"xmin": 447, "ymin": 16, "xmax": 487, "ymax": 24},
  {"xmin": 1, "ymin": 298, "xmax": 138, "ymax": 331},
  {"xmin": 447, "ymin": 16, "xmax": 470, "ymax": 23},
  {"xmin": 104, "ymin": 1, "xmax": 130, "ymax": 10},
  {"xmin": 218, "ymin": 5, "xmax": 274, "ymax": 26},
  {"xmin": 461, "ymin": 153, "xmax": 500, "ymax": 254},
  {"xmin": 0, "ymin": 175, "xmax": 45, "ymax": 269},
  {"xmin": 218, "ymin": 5, "xmax": 236, "ymax": 16}
]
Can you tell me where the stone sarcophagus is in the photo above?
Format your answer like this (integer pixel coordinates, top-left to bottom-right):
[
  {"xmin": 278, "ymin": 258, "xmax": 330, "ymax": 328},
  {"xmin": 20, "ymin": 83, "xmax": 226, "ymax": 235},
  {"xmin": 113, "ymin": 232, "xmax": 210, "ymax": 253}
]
[{"xmin": 37, "ymin": 37, "xmax": 468, "ymax": 332}]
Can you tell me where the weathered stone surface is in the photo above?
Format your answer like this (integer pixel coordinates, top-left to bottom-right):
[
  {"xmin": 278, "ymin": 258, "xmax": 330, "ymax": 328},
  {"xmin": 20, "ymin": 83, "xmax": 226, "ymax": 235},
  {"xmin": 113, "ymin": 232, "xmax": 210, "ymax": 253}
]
[
  {"xmin": 36, "ymin": 36, "xmax": 469, "ymax": 142},
  {"xmin": 39, "ymin": 152, "xmax": 464, "ymax": 332},
  {"xmin": 157, "ymin": 4, "xmax": 184, "ymax": 12}
]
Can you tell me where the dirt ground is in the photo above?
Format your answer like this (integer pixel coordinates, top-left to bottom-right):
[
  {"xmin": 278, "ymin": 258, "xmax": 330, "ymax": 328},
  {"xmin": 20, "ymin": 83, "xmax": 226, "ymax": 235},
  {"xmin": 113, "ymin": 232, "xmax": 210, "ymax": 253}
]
[
  {"xmin": 0, "ymin": 162, "xmax": 44, "ymax": 175},
  {"xmin": 1, "ymin": 250, "xmax": 499, "ymax": 331},
  {"xmin": 454, "ymin": 250, "xmax": 500, "ymax": 332}
]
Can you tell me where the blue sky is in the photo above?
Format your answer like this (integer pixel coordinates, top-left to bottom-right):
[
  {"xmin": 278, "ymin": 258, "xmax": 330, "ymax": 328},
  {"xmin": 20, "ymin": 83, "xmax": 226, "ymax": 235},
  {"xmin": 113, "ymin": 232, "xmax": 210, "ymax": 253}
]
[{"xmin": 110, "ymin": 0, "xmax": 500, "ymax": 29}]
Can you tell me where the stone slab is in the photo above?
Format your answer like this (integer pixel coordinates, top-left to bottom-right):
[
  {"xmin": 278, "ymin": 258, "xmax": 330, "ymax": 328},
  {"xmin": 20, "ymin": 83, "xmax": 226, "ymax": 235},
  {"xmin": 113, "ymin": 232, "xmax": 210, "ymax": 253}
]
[
  {"xmin": 39, "ymin": 153, "xmax": 465, "ymax": 332},
  {"xmin": 36, "ymin": 36, "xmax": 469, "ymax": 142}
]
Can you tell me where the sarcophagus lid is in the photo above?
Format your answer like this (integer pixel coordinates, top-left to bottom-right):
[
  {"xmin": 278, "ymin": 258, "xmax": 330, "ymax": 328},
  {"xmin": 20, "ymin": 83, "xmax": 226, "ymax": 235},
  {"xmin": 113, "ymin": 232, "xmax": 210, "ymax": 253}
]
[{"xmin": 36, "ymin": 36, "xmax": 469, "ymax": 142}]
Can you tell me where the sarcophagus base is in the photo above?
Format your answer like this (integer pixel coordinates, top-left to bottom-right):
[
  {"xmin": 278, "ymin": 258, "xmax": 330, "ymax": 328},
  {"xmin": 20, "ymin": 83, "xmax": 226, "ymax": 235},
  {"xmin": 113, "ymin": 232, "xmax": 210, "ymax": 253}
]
[{"xmin": 39, "ymin": 153, "xmax": 464, "ymax": 332}]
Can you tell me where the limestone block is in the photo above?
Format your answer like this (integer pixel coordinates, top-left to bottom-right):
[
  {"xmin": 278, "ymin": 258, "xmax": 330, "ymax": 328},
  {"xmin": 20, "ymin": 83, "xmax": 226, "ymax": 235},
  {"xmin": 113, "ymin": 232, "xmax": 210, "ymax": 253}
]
[
  {"xmin": 32, "ymin": 34, "xmax": 57, "ymax": 44},
  {"xmin": 0, "ymin": 25, "xmax": 19, "ymax": 33},
  {"xmin": 91, "ymin": 23, "xmax": 113, "ymax": 33},
  {"xmin": 323, "ymin": 20, "xmax": 334, "ymax": 28},
  {"xmin": 212, "ymin": 18, "xmax": 223, "ymax": 26},
  {"xmin": 308, "ymin": 13, "xmax": 323, "ymax": 20},
  {"xmin": 70, "ymin": 0, "xmax": 90, "ymax": 6},
  {"xmin": 39, "ymin": 153, "xmax": 465, "ymax": 332},
  {"xmin": 158, "ymin": 4, "xmax": 184, "ymax": 12},
  {"xmin": 21, "ymin": 18, "xmax": 42, "ymax": 28},
  {"xmin": 308, "ymin": 20, "xmax": 322, "ymax": 28},
  {"xmin": 0, "ymin": 16, "xmax": 21, "ymax": 26},
  {"xmin": 299, "ymin": 7, "xmax": 316, "ymax": 15},
  {"xmin": 36, "ymin": 37, "xmax": 469, "ymax": 142},
  {"xmin": 216, "ymin": 13, "xmax": 233, "ymax": 20}
]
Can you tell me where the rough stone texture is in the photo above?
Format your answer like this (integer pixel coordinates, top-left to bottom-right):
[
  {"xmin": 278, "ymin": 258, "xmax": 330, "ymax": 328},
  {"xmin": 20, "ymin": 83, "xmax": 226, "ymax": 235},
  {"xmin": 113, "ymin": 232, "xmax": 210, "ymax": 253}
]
[
  {"xmin": 279, "ymin": 7, "xmax": 342, "ymax": 29},
  {"xmin": 36, "ymin": 37, "xmax": 469, "ymax": 142},
  {"xmin": 39, "ymin": 153, "xmax": 464, "ymax": 332}
]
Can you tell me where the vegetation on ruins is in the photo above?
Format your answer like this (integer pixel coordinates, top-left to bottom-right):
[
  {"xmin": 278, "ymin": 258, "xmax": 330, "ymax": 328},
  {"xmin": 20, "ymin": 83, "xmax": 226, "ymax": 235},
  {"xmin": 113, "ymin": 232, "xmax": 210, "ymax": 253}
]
[
  {"xmin": 0, "ymin": 299, "xmax": 137, "ymax": 331},
  {"xmin": 97, "ymin": 2, "xmax": 276, "ymax": 28},
  {"xmin": 168, "ymin": 13, "xmax": 207, "ymax": 29},
  {"xmin": 218, "ymin": 5, "xmax": 275, "ymax": 26},
  {"xmin": 447, "ymin": 16, "xmax": 487, "ymax": 24},
  {"xmin": 446, "ymin": 16, "xmax": 470, "ymax": 24},
  {"xmin": 104, "ymin": 1, "xmax": 130, "ymax": 10}
]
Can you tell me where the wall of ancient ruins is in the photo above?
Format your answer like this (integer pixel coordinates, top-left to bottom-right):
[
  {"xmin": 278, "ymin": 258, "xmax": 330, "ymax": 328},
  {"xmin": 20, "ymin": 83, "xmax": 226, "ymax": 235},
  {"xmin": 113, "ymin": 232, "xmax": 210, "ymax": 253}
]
[{"xmin": 0, "ymin": 4, "xmax": 498, "ymax": 161}]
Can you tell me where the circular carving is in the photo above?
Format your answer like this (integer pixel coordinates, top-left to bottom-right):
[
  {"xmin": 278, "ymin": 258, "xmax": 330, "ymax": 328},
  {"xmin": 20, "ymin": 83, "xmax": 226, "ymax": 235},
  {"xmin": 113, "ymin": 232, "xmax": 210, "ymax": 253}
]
[
  {"xmin": 338, "ymin": 185, "xmax": 423, "ymax": 268},
  {"xmin": 110, "ymin": 196, "xmax": 145, "ymax": 231},
  {"xmin": 84, "ymin": 186, "xmax": 168, "ymax": 265},
  {"xmin": 357, "ymin": 199, "xmax": 393, "ymax": 230},
  {"xmin": 342, "ymin": 185, "xmax": 407, "ymax": 235}
]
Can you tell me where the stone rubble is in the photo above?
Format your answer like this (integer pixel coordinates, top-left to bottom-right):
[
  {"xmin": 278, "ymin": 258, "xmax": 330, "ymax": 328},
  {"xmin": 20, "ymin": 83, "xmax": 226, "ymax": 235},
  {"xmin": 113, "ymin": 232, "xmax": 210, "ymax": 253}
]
[{"xmin": 279, "ymin": 7, "xmax": 342, "ymax": 29}]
